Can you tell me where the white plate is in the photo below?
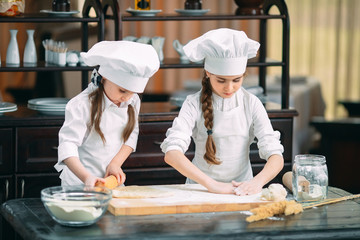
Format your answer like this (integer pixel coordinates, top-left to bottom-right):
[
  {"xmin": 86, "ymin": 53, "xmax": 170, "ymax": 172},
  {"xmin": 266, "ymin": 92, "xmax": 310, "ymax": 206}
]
[
  {"xmin": 0, "ymin": 106, "xmax": 17, "ymax": 114},
  {"xmin": 28, "ymin": 98, "xmax": 69, "ymax": 108},
  {"xmin": 126, "ymin": 8, "xmax": 162, "ymax": 17},
  {"xmin": 175, "ymin": 9, "xmax": 210, "ymax": 16},
  {"xmin": 0, "ymin": 102, "xmax": 17, "ymax": 111},
  {"xmin": 27, "ymin": 105, "xmax": 65, "ymax": 111},
  {"xmin": 27, "ymin": 105, "xmax": 65, "ymax": 115},
  {"xmin": 40, "ymin": 10, "xmax": 80, "ymax": 17}
]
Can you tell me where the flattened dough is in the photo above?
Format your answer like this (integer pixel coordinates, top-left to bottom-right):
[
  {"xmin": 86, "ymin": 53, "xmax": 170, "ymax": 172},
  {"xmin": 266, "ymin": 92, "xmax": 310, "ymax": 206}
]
[{"xmin": 112, "ymin": 185, "xmax": 174, "ymax": 199}]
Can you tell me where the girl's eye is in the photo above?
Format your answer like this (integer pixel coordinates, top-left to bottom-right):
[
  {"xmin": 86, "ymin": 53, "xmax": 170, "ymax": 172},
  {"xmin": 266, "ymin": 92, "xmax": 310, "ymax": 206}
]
[
  {"xmin": 233, "ymin": 76, "xmax": 243, "ymax": 82},
  {"xmin": 120, "ymin": 89, "xmax": 126, "ymax": 93}
]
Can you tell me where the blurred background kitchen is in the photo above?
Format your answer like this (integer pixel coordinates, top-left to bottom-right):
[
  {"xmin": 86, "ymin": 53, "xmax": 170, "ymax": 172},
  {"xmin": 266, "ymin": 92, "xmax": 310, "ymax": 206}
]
[{"xmin": 1, "ymin": 0, "xmax": 359, "ymax": 118}]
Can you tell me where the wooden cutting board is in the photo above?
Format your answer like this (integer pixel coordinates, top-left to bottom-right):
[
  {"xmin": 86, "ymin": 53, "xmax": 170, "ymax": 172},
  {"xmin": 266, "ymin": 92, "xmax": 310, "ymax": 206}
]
[{"xmin": 108, "ymin": 184, "xmax": 270, "ymax": 216}]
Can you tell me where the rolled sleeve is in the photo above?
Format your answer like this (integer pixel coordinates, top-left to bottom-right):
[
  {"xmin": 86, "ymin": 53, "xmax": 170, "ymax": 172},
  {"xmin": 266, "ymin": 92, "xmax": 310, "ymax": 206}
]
[
  {"xmin": 251, "ymin": 96, "xmax": 284, "ymax": 160},
  {"xmin": 160, "ymin": 94, "xmax": 199, "ymax": 154}
]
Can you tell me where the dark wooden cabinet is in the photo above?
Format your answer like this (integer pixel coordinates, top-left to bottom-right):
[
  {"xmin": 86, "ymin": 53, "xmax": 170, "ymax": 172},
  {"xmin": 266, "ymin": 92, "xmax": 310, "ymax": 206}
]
[
  {"xmin": 0, "ymin": 176, "xmax": 15, "ymax": 240},
  {"xmin": 0, "ymin": 103, "xmax": 296, "ymax": 196},
  {"xmin": 0, "ymin": 129, "xmax": 13, "ymax": 175},
  {"xmin": 0, "ymin": 176, "xmax": 14, "ymax": 205},
  {"xmin": 0, "ymin": 104, "xmax": 296, "ymax": 240},
  {"xmin": 124, "ymin": 122, "xmax": 195, "ymax": 168},
  {"xmin": 124, "ymin": 121, "xmax": 195, "ymax": 185},
  {"xmin": 16, "ymin": 127, "xmax": 60, "ymax": 173},
  {"xmin": 15, "ymin": 174, "xmax": 61, "ymax": 198},
  {"xmin": 250, "ymin": 117, "xmax": 294, "ymax": 183},
  {"xmin": 311, "ymin": 117, "xmax": 360, "ymax": 194},
  {"xmin": 0, "ymin": 126, "xmax": 62, "ymax": 200}
]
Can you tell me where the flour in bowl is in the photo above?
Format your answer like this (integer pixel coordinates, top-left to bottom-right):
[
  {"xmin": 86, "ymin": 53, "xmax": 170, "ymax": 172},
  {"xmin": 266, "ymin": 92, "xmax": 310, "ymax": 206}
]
[{"xmin": 46, "ymin": 200, "xmax": 103, "ymax": 221}]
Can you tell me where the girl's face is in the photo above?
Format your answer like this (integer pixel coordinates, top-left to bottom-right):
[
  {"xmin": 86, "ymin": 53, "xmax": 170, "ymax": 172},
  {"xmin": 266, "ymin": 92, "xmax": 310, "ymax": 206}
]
[
  {"xmin": 206, "ymin": 71, "xmax": 244, "ymax": 98},
  {"xmin": 102, "ymin": 78, "xmax": 134, "ymax": 107}
]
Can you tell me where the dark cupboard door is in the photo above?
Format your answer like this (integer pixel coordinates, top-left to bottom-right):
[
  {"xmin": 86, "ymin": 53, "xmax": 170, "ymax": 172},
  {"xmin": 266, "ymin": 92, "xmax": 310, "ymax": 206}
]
[
  {"xmin": 16, "ymin": 127, "xmax": 60, "ymax": 173},
  {"xmin": 0, "ymin": 176, "xmax": 16, "ymax": 240},
  {"xmin": 0, "ymin": 129, "xmax": 13, "ymax": 175},
  {"xmin": 0, "ymin": 176, "xmax": 14, "ymax": 204},
  {"xmin": 15, "ymin": 174, "xmax": 60, "ymax": 198},
  {"xmin": 249, "ymin": 118, "xmax": 293, "ymax": 182}
]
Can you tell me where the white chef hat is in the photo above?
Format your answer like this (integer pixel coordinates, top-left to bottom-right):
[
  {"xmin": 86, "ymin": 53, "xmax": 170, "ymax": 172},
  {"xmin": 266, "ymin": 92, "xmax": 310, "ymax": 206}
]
[
  {"xmin": 183, "ymin": 28, "xmax": 260, "ymax": 76},
  {"xmin": 80, "ymin": 41, "xmax": 160, "ymax": 93}
]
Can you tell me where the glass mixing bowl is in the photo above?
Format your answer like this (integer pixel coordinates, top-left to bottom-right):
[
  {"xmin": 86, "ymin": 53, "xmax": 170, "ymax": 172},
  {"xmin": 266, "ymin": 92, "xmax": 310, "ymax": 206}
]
[{"xmin": 41, "ymin": 185, "xmax": 112, "ymax": 227}]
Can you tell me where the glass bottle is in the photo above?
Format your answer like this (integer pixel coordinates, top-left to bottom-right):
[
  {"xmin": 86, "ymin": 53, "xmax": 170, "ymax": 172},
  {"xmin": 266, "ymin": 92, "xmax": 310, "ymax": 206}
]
[
  {"xmin": 292, "ymin": 154, "xmax": 328, "ymax": 202},
  {"xmin": 6, "ymin": 29, "xmax": 20, "ymax": 66},
  {"xmin": 23, "ymin": 29, "xmax": 37, "ymax": 66}
]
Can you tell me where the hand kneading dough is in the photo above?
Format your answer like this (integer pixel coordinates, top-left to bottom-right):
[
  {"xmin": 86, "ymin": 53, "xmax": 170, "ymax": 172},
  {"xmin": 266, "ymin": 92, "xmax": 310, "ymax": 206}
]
[
  {"xmin": 261, "ymin": 183, "xmax": 287, "ymax": 201},
  {"xmin": 112, "ymin": 186, "xmax": 174, "ymax": 199}
]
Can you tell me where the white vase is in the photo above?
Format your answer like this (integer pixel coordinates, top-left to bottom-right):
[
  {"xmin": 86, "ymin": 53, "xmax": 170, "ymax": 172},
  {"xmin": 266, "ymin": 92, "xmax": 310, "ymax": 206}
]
[
  {"xmin": 6, "ymin": 29, "xmax": 20, "ymax": 66},
  {"xmin": 151, "ymin": 36, "xmax": 165, "ymax": 62},
  {"xmin": 23, "ymin": 29, "xmax": 37, "ymax": 66}
]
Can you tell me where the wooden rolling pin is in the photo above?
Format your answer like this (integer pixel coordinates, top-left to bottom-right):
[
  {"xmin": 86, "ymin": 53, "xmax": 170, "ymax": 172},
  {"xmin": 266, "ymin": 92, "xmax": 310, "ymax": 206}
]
[
  {"xmin": 282, "ymin": 171, "xmax": 310, "ymax": 193},
  {"xmin": 95, "ymin": 175, "xmax": 118, "ymax": 189}
]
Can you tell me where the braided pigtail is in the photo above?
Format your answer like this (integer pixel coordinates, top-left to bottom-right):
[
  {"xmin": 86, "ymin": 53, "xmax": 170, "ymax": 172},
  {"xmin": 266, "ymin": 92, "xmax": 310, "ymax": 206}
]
[
  {"xmin": 201, "ymin": 72, "xmax": 221, "ymax": 165},
  {"xmin": 122, "ymin": 104, "xmax": 136, "ymax": 143}
]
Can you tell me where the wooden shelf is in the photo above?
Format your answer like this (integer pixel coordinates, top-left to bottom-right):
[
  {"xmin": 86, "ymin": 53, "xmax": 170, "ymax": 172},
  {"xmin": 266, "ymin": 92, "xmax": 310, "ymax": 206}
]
[
  {"xmin": 0, "ymin": 13, "xmax": 100, "ymax": 23},
  {"xmin": 121, "ymin": 13, "xmax": 286, "ymax": 21},
  {"xmin": 0, "ymin": 61, "xmax": 93, "ymax": 72},
  {"xmin": 159, "ymin": 57, "xmax": 284, "ymax": 69}
]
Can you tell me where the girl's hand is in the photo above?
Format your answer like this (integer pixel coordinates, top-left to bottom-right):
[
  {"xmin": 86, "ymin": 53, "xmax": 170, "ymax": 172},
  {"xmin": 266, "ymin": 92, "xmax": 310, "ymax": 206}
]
[
  {"xmin": 206, "ymin": 181, "xmax": 236, "ymax": 194},
  {"xmin": 232, "ymin": 179, "xmax": 263, "ymax": 196},
  {"xmin": 105, "ymin": 164, "xmax": 126, "ymax": 185},
  {"xmin": 84, "ymin": 175, "xmax": 105, "ymax": 187}
]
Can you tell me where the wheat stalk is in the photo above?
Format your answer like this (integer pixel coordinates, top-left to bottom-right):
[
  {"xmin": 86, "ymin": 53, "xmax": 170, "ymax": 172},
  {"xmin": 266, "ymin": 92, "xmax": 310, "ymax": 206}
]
[{"xmin": 302, "ymin": 194, "xmax": 360, "ymax": 209}]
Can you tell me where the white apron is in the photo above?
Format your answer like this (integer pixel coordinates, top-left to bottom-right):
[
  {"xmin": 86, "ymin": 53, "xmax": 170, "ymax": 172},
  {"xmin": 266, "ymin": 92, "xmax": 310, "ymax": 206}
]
[
  {"xmin": 59, "ymin": 106, "xmax": 128, "ymax": 186},
  {"xmin": 187, "ymin": 103, "xmax": 254, "ymax": 183}
]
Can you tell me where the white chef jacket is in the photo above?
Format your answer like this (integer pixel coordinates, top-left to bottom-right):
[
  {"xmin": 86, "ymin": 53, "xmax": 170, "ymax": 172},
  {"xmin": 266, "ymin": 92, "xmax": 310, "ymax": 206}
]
[
  {"xmin": 160, "ymin": 87, "xmax": 283, "ymax": 183},
  {"xmin": 55, "ymin": 83, "xmax": 140, "ymax": 186}
]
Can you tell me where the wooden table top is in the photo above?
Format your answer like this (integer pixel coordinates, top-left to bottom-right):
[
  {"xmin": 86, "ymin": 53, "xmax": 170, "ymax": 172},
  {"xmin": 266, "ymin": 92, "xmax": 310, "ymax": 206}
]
[{"xmin": 1, "ymin": 187, "xmax": 360, "ymax": 240}]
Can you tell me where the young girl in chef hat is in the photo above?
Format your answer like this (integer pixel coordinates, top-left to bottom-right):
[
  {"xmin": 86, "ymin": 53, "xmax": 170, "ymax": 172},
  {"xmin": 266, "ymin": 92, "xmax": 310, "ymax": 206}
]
[
  {"xmin": 161, "ymin": 28, "xmax": 284, "ymax": 195},
  {"xmin": 55, "ymin": 41, "xmax": 160, "ymax": 187}
]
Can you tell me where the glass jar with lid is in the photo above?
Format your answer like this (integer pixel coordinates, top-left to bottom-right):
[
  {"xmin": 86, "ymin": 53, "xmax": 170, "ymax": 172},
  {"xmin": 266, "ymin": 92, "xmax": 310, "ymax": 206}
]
[{"xmin": 292, "ymin": 154, "xmax": 328, "ymax": 202}]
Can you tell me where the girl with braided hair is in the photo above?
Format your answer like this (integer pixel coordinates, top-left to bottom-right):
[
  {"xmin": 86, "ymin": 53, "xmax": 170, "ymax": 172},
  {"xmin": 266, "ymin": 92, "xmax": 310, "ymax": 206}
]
[
  {"xmin": 55, "ymin": 41, "xmax": 159, "ymax": 187},
  {"xmin": 161, "ymin": 29, "xmax": 284, "ymax": 195}
]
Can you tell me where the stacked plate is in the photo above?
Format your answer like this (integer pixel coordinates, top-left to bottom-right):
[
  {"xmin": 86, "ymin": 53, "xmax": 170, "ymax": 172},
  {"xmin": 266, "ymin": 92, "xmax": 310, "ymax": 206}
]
[
  {"xmin": 28, "ymin": 98, "xmax": 69, "ymax": 115},
  {"xmin": 174, "ymin": 9, "xmax": 210, "ymax": 16},
  {"xmin": 0, "ymin": 102, "xmax": 17, "ymax": 114}
]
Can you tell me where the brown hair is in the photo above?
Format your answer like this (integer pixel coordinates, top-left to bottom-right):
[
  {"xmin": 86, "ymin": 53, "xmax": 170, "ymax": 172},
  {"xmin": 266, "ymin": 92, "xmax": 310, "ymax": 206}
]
[
  {"xmin": 88, "ymin": 82, "xmax": 136, "ymax": 144},
  {"xmin": 200, "ymin": 71, "xmax": 221, "ymax": 165}
]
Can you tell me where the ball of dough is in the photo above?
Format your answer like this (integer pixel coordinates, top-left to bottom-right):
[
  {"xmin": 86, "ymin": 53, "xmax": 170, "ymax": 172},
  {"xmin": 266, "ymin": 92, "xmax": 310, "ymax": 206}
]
[{"xmin": 261, "ymin": 183, "xmax": 287, "ymax": 201}]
